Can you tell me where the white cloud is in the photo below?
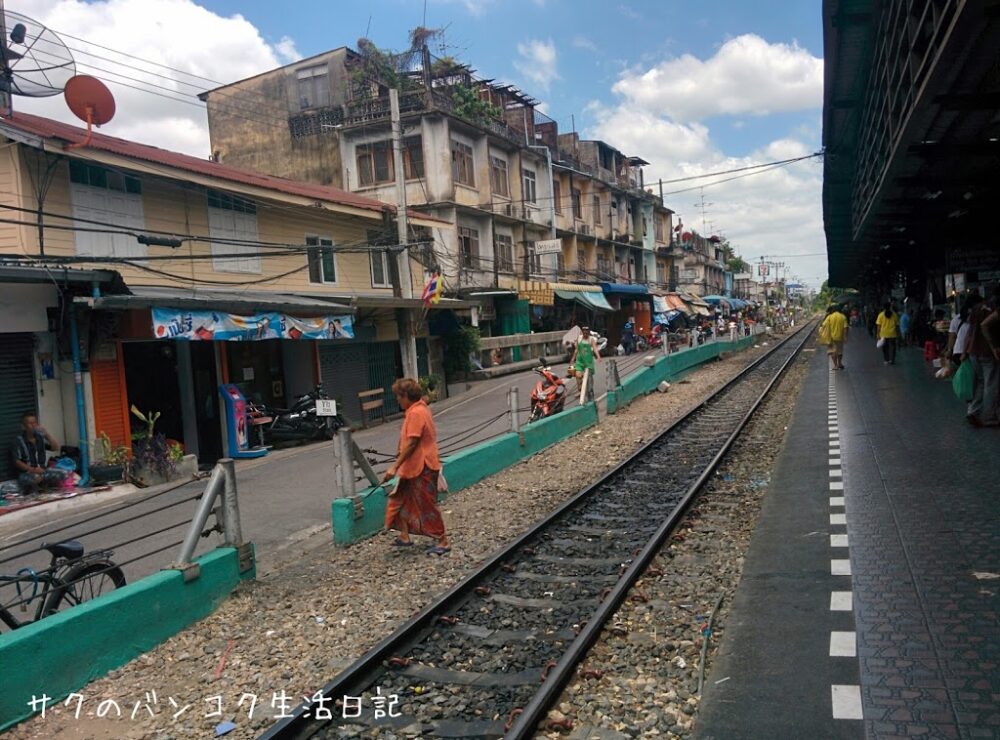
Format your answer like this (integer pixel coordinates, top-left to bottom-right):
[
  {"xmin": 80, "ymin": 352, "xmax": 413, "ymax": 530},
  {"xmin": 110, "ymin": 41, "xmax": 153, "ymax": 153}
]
[
  {"xmin": 431, "ymin": 0, "xmax": 495, "ymax": 15},
  {"xmin": 572, "ymin": 35, "xmax": 600, "ymax": 53},
  {"xmin": 514, "ymin": 39, "xmax": 559, "ymax": 92},
  {"xmin": 612, "ymin": 34, "xmax": 823, "ymax": 122},
  {"xmin": 514, "ymin": 38, "xmax": 559, "ymax": 92},
  {"xmin": 586, "ymin": 39, "xmax": 828, "ymax": 288},
  {"xmin": 14, "ymin": 0, "xmax": 302, "ymax": 157}
]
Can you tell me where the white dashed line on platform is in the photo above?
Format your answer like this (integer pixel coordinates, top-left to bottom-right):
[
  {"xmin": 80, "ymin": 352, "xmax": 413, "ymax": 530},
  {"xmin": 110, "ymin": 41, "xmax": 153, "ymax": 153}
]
[
  {"xmin": 831, "ymin": 559, "xmax": 852, "ymax": 576},
  {"xmin": 830, "ymin": 591, "xmax": 853, "ymax": 611},
  {"xmin": 831, "ymin": 685, "xmax": 863, "ymax": 720}
]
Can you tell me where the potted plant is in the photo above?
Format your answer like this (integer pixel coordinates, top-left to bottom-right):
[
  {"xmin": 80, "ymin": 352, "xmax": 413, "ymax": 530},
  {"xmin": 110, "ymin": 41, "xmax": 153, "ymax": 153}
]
[
  {"xmin": 129, "ymin": 406, "xmax": 178, "ymax": 487},
  {"xmin": 419, "ymin": 374, "xmax": 442, "ymax": 403},
  {"xmin": 89, "ymin": 432, "xmax": 130, "ymax": 484}
]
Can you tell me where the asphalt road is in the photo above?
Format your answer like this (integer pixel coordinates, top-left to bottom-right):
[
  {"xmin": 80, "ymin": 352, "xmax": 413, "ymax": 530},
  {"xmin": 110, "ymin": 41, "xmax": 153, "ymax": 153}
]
[{"xmin": 0, "ymin": 343, "xmax": 691, "ymax": 605}]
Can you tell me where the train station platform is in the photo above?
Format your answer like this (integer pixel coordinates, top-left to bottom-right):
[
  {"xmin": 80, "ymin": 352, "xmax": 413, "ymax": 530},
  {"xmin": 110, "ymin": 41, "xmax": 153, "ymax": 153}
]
[{"xmin": 696, "ymin": 331, "xmax": 999, "ymax": 739}]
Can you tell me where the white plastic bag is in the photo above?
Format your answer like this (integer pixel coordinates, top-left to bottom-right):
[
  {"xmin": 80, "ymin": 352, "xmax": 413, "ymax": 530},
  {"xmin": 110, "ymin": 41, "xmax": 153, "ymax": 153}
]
[{"xmin": 876, "ymin": 338, "xmax": 885, "ymax": 349}]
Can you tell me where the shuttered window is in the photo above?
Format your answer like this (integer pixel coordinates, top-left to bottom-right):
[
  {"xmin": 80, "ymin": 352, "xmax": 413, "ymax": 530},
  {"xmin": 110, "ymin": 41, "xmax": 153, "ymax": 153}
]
[{"xmin": 207, "ymin": 190, "xmax": 261, "ymax": 273}]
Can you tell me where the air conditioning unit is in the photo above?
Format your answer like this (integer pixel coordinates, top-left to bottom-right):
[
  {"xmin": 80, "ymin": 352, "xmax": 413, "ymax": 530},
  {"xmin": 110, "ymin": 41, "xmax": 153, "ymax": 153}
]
[{"xmin": 579, "ymin": 224, "xmax": 591, "ymax": 236}]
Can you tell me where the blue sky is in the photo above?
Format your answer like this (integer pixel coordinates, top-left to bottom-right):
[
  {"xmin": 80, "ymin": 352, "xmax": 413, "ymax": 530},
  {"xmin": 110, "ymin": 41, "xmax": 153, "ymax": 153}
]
[
  {"xmin": 21, "ymin": 0, "xmax": 828, "ymax": 285},
  {"xmin": 204, "ymin": 0, "xmax": 824, "ymax": 159}
]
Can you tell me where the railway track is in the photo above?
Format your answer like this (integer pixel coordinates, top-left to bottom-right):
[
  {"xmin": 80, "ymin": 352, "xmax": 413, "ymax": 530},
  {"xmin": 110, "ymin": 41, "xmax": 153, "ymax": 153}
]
[{"xmin": 261, "ymin": 323, "xmax": 816, "ymax": 740}]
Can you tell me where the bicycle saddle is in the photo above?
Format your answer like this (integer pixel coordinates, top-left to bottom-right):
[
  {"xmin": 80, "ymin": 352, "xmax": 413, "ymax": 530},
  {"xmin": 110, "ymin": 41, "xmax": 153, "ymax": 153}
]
[{"xmin": 42, "ymin": 540, "xmax": 84, "ymax": 561}]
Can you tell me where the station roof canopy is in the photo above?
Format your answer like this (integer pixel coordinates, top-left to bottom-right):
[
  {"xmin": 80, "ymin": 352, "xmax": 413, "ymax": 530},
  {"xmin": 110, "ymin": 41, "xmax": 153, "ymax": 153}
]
[{"xmin": 823, "ymin": 0, "xmax": 1000, "ymax": 287}]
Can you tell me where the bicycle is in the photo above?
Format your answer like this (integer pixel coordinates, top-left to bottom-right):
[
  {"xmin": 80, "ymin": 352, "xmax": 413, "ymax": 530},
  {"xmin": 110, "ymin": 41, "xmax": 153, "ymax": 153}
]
[{"xmin": 0, "ymin": 540, "xmax": 127, "ymax": 631}]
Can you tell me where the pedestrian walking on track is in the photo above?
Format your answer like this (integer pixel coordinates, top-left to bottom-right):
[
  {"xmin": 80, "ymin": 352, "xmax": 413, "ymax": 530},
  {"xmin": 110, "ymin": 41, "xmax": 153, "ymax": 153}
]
[{"xmin": 382, "ymin": 378, "xmax": 451, "ymax": 554}]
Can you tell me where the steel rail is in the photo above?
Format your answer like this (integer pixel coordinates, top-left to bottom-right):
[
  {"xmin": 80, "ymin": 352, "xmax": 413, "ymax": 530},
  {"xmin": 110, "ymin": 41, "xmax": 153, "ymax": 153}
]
[{"xmin": 259, "ymin": 322, "xmax": 816, "ymax": 740}]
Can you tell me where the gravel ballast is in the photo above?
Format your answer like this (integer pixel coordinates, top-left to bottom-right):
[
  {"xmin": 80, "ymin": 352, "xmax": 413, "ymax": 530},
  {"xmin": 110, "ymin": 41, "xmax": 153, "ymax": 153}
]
[{"xmin": 7, "ymin": 336, "xmax": 802, "ymax": 740}]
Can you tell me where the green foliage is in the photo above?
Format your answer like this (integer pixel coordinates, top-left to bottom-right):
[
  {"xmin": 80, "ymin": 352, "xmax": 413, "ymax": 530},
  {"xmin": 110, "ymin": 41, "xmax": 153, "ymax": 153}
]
[
  {"xmin": 419, "ymin": 374, "xmax": 442, "ymax": 402},
  {"xmin": 727, "ymin": 255, "xmax": 749, "ymax": 273},
  {"xmin": 93, "ymin": 432, "xmax": 129, "ymax": 466},
  {"xmin": 450, "ymin": 85, "xmax": 503, "ymax": 125},
  {"xmin": 130, "ymin": 405, "xmax": 160, "ymax": 442},
  {"xmin": 443, "ymin": 325, "xmax": 481, "ymax": 376}
]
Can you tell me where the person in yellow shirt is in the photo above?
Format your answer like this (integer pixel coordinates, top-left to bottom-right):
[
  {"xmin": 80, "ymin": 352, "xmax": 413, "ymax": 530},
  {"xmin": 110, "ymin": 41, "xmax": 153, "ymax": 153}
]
[
  {"xmin": 876, "ymin": 301, "xmax": 901, "ymax": 365},
  {"xmin": 821, "ymin": 305, "xmax": 849, "ymax": 370}
]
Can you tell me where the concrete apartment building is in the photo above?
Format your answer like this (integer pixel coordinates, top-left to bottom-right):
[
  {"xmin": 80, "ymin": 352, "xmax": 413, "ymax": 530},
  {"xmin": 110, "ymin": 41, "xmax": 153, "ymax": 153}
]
[{"xmin": 200, "ymin": 44, "xmax": 676, "ymax": 334}]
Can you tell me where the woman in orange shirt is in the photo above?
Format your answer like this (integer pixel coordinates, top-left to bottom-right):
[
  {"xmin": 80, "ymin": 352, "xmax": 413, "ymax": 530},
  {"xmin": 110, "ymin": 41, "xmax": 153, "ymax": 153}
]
[{"xmin": 382, "ymin": 378, "xmax": 450, "ymax": 554}]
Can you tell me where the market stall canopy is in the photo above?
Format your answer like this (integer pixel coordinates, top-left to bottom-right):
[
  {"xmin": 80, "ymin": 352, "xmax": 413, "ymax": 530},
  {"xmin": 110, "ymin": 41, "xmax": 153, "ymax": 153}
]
[
  {"xmin": 678, "ymin": 292, "xmax": 712, "ymax": 316},
  {"xmin": 701, "ymin": 295, "xmax": 727, "ymax": 305},
  {"xmin": 554, "ymin": 290, "xmax": 614, "ymax": 312},
  {"xmin": 599, "ymin": 282, "xmax": 649, "ymax": 296},
  {"xmin": 662, "ymin": 294, "xmax": 692, "ymax": 314}
]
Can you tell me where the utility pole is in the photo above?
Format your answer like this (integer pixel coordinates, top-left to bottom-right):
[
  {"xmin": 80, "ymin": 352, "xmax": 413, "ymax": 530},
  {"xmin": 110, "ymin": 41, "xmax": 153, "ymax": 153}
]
[{"xmin": 390, "ymin": 88, "xmax": 419, "ymax": 379}]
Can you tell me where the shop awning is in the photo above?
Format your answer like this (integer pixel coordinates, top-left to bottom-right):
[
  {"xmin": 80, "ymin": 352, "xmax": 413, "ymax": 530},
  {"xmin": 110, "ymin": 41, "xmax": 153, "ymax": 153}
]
[
  {"xmin": 549, "ymin": 282, "xmax": 602, "ymax": 293},
  {"xmin": 94, "ymin": 286, "xmax": 357, "ymax": 315},
  {"xmin": 554, "ymin": 290, "xmax": 614, "ymax": 312},
  {"xmin": 599, "ymin": 282, "xmax": 649, "ymax": 296}
]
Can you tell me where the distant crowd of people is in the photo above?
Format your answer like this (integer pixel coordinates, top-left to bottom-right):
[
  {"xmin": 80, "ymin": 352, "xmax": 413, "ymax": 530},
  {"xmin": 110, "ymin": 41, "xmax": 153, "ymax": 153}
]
[{"xmin": 821, "ymin": 286, "xmax": 1000, "ymax": 428}]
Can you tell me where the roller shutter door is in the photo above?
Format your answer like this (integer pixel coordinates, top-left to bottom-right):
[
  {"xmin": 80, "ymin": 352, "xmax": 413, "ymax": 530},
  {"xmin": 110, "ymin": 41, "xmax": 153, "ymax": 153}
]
[
  {"xmin": 90, "ymin": 343, "xmax": 131, "ymax": 448},
  {"xmin": 318, "ymin": 343, "xmax": 370, "ymax": 425},
  {"xmin": 0, "ymin": 334, "xmax": 37, "ymax": 481}
]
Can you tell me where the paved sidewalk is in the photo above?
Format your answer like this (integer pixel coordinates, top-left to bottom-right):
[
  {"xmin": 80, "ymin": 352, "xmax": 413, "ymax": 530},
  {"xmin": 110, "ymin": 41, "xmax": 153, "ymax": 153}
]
[
  {"xmin": 698, "ymin": 333, "xmax": 1000, "ymax": 739},
  {"xmin": 0, "ymin": 345, "xmax": 672, "ymax": 583}
]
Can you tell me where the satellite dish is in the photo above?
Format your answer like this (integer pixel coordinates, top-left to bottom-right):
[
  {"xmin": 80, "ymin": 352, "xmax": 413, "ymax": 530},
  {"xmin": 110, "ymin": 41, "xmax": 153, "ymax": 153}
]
[
  {"xmin": 0, "ymin": 9, "xmax": 76, "ymax": 102},
  {"xmin": 64, "ymin": 74, "xmax": 115, "ymax": 149}
]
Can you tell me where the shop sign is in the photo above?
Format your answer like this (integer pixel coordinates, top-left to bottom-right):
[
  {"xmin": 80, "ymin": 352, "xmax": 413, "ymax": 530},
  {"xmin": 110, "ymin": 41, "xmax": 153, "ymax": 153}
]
[
  {"xmin": 152, "ymin": 308, "xmax": 355, "ymax": 341},
  {"xmin": 534, "ymin": 239, "xmax": 562, "ymax": 256}
]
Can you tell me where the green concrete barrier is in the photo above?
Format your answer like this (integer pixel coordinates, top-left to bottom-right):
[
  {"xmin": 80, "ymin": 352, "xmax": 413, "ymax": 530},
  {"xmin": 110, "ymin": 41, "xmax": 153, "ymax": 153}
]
[
  {"xmin": 331, "ymin": 336, "xmax": 758, "ymax": 545},
  {"xmin": 0, "ymin": 547, "xmax": 253, "ymax": 730},
  {"xmin": 607, "ymin": 336, "xmax": 756, "ymax": 414},
  {"xmin": 332, "ymin": 403, "xmax": 600, "ymax": 545}
]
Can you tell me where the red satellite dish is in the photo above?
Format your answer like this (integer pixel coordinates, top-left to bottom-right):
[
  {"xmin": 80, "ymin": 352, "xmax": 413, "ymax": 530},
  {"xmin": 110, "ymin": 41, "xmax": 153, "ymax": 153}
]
[{"xmin": 63, "ymin": 75, "xmax": 116, "ymax": 150}]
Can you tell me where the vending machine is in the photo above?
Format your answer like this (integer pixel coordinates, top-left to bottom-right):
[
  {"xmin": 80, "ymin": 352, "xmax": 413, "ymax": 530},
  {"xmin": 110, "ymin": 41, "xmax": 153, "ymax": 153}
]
[{"xmin": 219, "ymin": 384, "xmax": 268, "ymax": 459}]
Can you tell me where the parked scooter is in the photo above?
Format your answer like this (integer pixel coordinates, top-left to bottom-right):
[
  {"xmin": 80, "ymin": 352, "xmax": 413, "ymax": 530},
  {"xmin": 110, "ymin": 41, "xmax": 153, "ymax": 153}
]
[
  {"xmin": 256, "ymin": 385, "xmax": 345, "ymax": 444},
  {"xmin": 529, "ymin": 366, "xmax": 567, "ymax": 422}
]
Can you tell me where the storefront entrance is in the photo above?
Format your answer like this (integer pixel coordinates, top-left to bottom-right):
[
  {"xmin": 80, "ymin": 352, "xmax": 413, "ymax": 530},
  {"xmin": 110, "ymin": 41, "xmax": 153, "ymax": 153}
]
[
  {"xmin": 224, "ymin": 340, "xmax": 286, "ymax": 409},
  {"xmin": 0, "ymin": 333, "xmax": 37, "ymax": 481},
  {"xmin": 122, "ymin": 342, "xmax": 184, "ymax": 444}
]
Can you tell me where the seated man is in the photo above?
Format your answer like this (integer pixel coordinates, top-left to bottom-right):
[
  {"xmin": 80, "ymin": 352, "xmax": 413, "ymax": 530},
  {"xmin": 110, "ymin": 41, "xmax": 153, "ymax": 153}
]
[{"xmin": 13, "ymin": 412, "xmax": 65, "ymax": 494}]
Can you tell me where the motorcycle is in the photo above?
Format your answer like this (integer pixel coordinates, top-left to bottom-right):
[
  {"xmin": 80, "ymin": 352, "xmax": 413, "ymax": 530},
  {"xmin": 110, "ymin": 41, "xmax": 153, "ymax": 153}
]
[
  {"xmin": 254, "ymin": 385, "xmax": 345, "ymax": 444},
  {"xmin": 529, "ymin": 366, "xmax": 567, "ymax": 422}
]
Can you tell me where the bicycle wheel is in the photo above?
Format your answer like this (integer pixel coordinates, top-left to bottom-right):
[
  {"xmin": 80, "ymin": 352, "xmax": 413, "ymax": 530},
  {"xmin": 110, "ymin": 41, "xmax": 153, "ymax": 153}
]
[{"xmin": 41, "ymin": 560, "xmax": 127, "ymax": 617}]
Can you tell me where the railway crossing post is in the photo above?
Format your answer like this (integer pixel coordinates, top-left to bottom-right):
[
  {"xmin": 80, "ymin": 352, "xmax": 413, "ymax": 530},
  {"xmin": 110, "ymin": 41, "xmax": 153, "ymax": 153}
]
[{"xmin": 509, "ymin": 386, "xmax": 521, "ymax": 434}]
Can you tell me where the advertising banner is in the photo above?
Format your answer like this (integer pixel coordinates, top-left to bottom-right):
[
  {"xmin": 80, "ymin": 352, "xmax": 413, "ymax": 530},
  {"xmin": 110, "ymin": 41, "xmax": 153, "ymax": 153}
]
[
  {"xmin": 534, "ymin": 238, "xmax": 562, "ymax": 256},
  {"xmin": 152, "ymin": 308, "xmax": 354, "ymax": 341}
]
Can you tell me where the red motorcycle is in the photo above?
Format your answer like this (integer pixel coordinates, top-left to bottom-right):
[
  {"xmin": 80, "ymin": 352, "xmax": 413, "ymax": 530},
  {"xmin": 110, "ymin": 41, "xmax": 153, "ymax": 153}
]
[{"xmin": 529, "ymin": 366, "xmax": 567, "ymax": 422}]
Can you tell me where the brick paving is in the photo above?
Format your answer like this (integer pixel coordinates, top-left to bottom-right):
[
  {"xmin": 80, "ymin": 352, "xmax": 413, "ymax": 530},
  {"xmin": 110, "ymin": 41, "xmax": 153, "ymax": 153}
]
[{"xmin": 835, "ymin": 332, "xmax": 1000, "ymax": 739}]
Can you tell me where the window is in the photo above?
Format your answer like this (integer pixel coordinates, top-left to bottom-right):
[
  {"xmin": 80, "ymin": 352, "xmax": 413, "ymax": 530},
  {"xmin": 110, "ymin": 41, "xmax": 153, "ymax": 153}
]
[
  {"xmin": 356, "ymin": 141, "xmax": 392, "ymax": 187},
  {"xmin": 597, "ymin": 256, "xmax": 612, "ymax": 278},
  {"xmin": 556, "ymin": 253, "xmax": 565, "ymax": 276},
  {"xmin": 69, "ymin": 161, "xmax": 145, "ymax": 259},
  {"xmin": 655, "ymin": 216, "xmax": 665, "ymax": 242},
  {"xmin": 370, "ymin": 250, "xmax": 392, "ymax": 288},
  {"xmin": 593, "ymin": 195, "xmax": 602, "ymax": 224},
  {"xmin": 307, "ymin": 235, "xmax": 336, "ymax": 284},
  {"xmin": 656, "ymin": 262, "xmax": 667, "ymax": 284},
  {"xmin": 458, "ymin": 226, "xmax": 480, "ymax": 268},
  {"xmin": 522, "ymin": 168, "xmax": 537, "ymax": 204},
  {"xmin": 70, "ymin": 160, "xmax": 142, "ymax": 194},
  {"xmin": 207, "ymin": 189, "xmax": 260, "ymax": 273},
  {"xmin": 572, "ymin": 189, "xmax": 582, "ymax": 219},
  {"xmin": 577, "ymin": 248, "xmax": 586, "ymax": 271},
  {"xmin": 527, "ymin": 242, "xmax": 541, "ymax": 276},
  {"xmin": 403, "ymin": 137, "xmax": 424, "ymax": 180},
  {"xmin": 297, "ymin": 65, "xmax": 330, "ymax": 110},
  {"xmin": 451, "ymin": 140, "xmax": 475, "ymax": 186},
  {"xmin": 553, "ymin": 180, "xmax": 562, "ymax": 213},
  {"xmin": 489, "ymin": 156, "xmax": 509, "ymax": 198},
  {"xmin": 495, "ymin": 233, "xmax": 513, "ymax": 272}
]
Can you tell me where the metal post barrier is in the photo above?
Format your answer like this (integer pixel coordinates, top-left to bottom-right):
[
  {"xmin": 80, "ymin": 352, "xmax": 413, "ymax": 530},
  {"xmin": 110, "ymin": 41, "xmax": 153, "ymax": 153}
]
[
  {"xmin": 509, "ymin": 387, "xmax": 520, "ymax": 434},
  {"xmin": 170, "ymin": 464, "xmax": 226, "ymax": 580},
  {"xmin": 220, "ymin": 459, "xmax": 242, "ymax": 547},
  {"xmin": 337, "ymin": 427, "xmax": 356, "ymax": 499}
]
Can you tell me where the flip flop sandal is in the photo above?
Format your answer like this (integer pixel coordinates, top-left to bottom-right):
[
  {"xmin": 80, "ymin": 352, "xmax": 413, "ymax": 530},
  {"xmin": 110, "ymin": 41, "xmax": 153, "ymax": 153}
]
[
  {"xmin": 426, "ymin": 546, "xmax": 451, "ymax": 556},
  {"xmin": 391, "ymin": 537, "xmax": 414, "ymax": 547}
]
